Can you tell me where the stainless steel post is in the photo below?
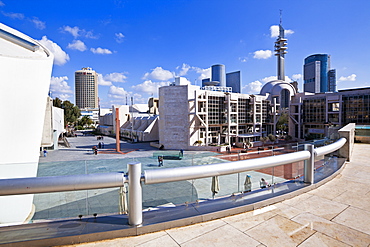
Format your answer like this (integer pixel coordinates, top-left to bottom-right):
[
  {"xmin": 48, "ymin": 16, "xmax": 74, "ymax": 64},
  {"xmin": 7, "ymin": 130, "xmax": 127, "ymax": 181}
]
[
  {"xmin": 128, "ymin": 162, "xmax": 142, "ymax": 226},
  {"xmin": 304, "ymin": 144, "xmax": 314, "ymax": 184}
]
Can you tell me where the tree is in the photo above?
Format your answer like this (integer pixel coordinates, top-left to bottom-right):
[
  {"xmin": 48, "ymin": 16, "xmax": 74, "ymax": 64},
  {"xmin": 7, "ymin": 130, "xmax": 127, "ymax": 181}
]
[
  {"xmin": 268, "ymin": 134, "xmax": 276, "ymax": 142},
  {"xmin": 53, "ymin": 97, "xmax": 62, "ymax": 108},
  {"xmin": 77, "ymin": 115, "xmax": 93, "ymax": 128},
  {"xmin": 61, "ymin": 100, "xmax": 81, "ymax": 125},
  {"xmin": 277, "ymin": 112, "xmax": 289, "ymax": 134}
]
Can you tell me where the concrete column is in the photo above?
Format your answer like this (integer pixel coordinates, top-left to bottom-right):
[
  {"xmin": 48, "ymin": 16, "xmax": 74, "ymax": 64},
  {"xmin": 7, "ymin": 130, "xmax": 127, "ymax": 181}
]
[
  {"xmin": 304, "ymin": 144, "xmax": 314, "ymax": 184},
  {"xmin": 128, "ymin": 162, "xmax": 142, "ymax": 226},
  {"xmin": 338, "ymin": 123, "xmax": 355, "ymax": 162}
]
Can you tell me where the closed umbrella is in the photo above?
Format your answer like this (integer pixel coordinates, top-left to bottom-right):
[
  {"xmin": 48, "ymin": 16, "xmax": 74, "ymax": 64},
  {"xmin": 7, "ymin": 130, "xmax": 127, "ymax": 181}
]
[
  {"xmin": 119, "ymin": 184, "xmax": 128, "ymax": 214},
  {"xmin": 211, "ymin": 176, "xmax": 220, "ymax": 199},
  {"xmin": 244, "ymin": 174, "xmax": 252, "ymax": 192}
]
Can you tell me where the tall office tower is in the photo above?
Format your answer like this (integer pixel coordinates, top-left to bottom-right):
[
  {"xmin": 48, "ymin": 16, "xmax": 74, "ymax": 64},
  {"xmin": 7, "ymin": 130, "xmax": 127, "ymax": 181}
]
[
  {"xmin": 303, "ymin": 54, "xmax": 335, "ymax": 93},
  {"xmin": 211, "ymin": 64, "xmax": 226, "ymax": 87},
  {"xmin": 274, "ymin": 17, "xmax": 288, "ymax": 81},
  {"xmin": 328, "ymin": 69, "xmax": 337, "ymax": 92},
  {"xmin": 75, "ymin": 67, "xmax": 98, "ymax": 109},
  {"xmin": 226, "ymin": 71, "xmax": 241, "ymax": 93}
]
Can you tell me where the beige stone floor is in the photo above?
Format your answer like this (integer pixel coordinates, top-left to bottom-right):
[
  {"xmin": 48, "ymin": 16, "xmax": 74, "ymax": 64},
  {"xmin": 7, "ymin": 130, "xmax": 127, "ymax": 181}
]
[{"xmin": 69, "ymin": 144, "xmax": 370, "ymax": 247}]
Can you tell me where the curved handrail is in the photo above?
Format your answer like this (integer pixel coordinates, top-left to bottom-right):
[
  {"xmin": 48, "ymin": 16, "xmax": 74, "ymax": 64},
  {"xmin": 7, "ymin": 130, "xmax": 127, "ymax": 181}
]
[{"xmin": 315, "ymin": 137, "xmax": 346, "ymax": 157}]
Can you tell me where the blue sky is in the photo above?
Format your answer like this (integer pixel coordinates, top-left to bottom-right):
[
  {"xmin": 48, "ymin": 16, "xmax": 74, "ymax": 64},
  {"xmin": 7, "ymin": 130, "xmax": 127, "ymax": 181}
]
[{"xmin": 1, "ymin": 0, "xmax": 369, "ymax": 107}]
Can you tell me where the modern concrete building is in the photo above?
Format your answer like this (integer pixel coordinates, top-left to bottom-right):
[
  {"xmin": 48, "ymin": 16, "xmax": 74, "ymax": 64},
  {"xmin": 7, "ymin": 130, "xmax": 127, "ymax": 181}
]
[
  {"xmin": 290, "ymin": 87, "xmax": 370, "ymax": 140},
  {"xmin": 75, "ymin": 67, "xmax": 99, "ymax": 110},
  {"xmin": 303, "ymin": 54, "xmax": 336, "ymax": 93},
  {"xmin": 98, "ymin": 103, "xmax": 159, "ymax": 142},
  {"xmin": 0, "ymin": 23, "xmax": 54, "ymax": 225}
]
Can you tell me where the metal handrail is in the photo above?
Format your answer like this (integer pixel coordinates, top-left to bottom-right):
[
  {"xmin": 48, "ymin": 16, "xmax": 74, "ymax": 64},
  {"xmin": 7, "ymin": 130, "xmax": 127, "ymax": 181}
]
[
  {"xmin": 0, "ymin": 172, "xmax": 127, "ymax": 196},
  {"xmin": 144, "ymin": 150, "xmax": 310, "ymax": 184},
  {"xmin": 315, "ymin": 137, "xmax": 346, "ymax": 157}
]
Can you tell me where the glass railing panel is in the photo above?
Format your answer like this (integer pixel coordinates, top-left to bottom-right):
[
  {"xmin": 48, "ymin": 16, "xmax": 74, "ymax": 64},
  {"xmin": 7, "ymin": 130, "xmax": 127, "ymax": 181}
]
[{"xmin": 314, "ymin": 150, "xmax": 346, "ymax": 183}]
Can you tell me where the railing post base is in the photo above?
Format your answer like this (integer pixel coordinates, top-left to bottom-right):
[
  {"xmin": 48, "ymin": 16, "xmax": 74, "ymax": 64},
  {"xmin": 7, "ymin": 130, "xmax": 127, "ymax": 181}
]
[{"xmin": 304, "ymin": 144, "xmax": 314, "ymax": 184}]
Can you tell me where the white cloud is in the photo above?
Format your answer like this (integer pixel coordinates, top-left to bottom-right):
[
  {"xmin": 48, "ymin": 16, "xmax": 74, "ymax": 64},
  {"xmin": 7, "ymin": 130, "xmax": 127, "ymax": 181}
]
[
  {"xmin": 50, "ymin": 76, "xmax": 73, "ymax": 100},
  {"xmin": 0, "ymin": 1, "xmax": 5, "ymax": 6},
  {"xmin": 193, "ymin": 66, "xmax": 211, "ymax": 81},
  {"xmin": 2, "ymin": 11, "xmax": 24, "ymax": 19},
  {"xmin": 339, "ymin": 74, "xmax": 356, "ymax": 82},
  {"xmin": 38, "ymin": 36, "xmax": 70, "ymax": 66},
  {"xmin": 239, "ymin": 57, "xmax": 248, "ymax": 63},
  {"xmin": 115, "ymin": 33, "xmax": 125, "ymax": 43},
  {"xmin": 132, "ymin": 80, "xmax": 168, "ymax": 95},
  {"xmin": 142, "ymin": 67, "xmax": 174, "ymax": 81},
  {"xmin": 104, "ymin": 72, "xmax": 127, "ymax": 83},
  {"xmin": 270, "ymin": 25, "xmax": 294, "ymax": 38},
  {"xmin": 176, "ymin": 63, "xmax": 191, "ymax": 76},
  {"xmin": 108, "ymin": 85, "xmax": 129, "ymax": 98},
  {"xmin": 261, "ymin": 76, "xmax": 277, "ymax": 83},
  {"xmin": 90, "ymin": 47, "xmax": 113, "ymax": 54},
  {"xmin": 253, "ymin": 50, "xmax": 272, "ymax": 59},
  {"xmin": 243, "ymin": 80, "xmax": 262, "ymax": 94},
  {"xmin": 67, "ymin": 40, "xmax": 87, "ymax": 51},
  {"xmin": 61, "ymin": 25, "xmax": 98, "ymax": 39},
  {"xmin": 31, "ymin": 17, "xmax": 45, "ymax": 30},
  {"xmin": 261, "ymin": 75, "xmax": 292, "ymax": 83},
  {"xmin": 97, "ymin": 74, "xmax": 112, "ymax": 86},
  {"xmin": 292, "ymin": 74, "xmax": 302, "ymax": 81},
  {"xmin": 62, "ymin": 26, "xmax": 80, "ymax": 38}
]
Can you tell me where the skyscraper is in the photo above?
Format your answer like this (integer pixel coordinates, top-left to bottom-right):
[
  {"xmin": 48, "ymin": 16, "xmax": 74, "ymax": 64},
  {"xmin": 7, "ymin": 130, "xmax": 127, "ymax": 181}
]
[
  {"xmin": 226, "ymin": 71, "xmax": 241, "ymax": 93},
  {"xmin": 303, "ymin": 54, "xmax": 336, "ymax": 93},
  {"xmin": 75, "ymin": 67, "xmax": 98, "ymax": 109}
]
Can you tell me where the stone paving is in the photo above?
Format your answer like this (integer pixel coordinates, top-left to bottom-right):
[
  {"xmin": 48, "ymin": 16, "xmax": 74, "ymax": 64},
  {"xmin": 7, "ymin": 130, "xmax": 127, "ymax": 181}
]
[{"xmin": 68, "ymin": 143, "xmax": 370, "ymax": 247}]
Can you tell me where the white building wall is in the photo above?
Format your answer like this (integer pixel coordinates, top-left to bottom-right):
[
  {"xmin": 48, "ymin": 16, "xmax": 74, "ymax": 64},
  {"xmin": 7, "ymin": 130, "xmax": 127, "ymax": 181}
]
[
  {"xmin": 0, "ymin": 23, "xmax": 54, "ymax": 225},
  {"xmin": 159, "ymin": 85, "xmax": 199, "ymax": 149}
]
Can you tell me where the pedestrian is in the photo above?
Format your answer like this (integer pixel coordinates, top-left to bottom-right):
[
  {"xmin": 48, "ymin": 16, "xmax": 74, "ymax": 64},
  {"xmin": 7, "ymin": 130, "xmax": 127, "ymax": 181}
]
[
  {"xmin": 98, "ymin": 142, "xmax": 102, "ymax": 149},
  {"xmin": 244, "ymin": 174, "xmax": 252, "ymax": 192},
  {"xmin": 158, "ymin": 156, "xmax": 163, "ymax": 167},
  {"xmin": 260, "ymin": 178, "xmax": 268, "ymax": 189},
  {"xmin": 43, "ymin": 149, "xmax": 48, "ymax": 157}
]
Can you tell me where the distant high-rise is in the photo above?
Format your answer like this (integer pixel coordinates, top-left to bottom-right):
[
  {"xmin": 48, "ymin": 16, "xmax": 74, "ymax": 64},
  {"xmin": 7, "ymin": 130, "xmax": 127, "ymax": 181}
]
[
  {"xmin": 211, "ymin": 64, "xmax": 226, "ymax": 87},
  {"xmin": 328, "ymin": 69, "xmax": 337, "ymax": 92},
  {"xmin": 226, "ymin": 71, "xmax": 241, "ymax": 93},
  {"xmin": 75, "ymin": 67, "xmax": 98, "ymax": 109},
  {"xmin": 303, "ymin": 54, "xmax": 336, "ymax": 93},
  {"xmin": 202, "ymin": 64, "xmax": 241, "ymax": 93}
]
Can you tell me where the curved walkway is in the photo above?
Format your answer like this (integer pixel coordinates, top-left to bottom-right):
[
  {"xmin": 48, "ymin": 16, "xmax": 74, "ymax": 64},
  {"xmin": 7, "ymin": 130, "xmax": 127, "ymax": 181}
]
[{"xmin": 75, "ymin": 143, "xmax": 370, "ymax": 247}]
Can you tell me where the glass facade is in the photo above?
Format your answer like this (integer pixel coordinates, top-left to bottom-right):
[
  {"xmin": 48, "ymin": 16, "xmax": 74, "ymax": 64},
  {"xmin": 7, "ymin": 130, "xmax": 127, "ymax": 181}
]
[
  {"xmin": 343, "ymin": 94, "xmax": 370, "ymax": 124},
  {"xmin": 303, "ymin": 54, "xmax": 334, "ymax": 93}
]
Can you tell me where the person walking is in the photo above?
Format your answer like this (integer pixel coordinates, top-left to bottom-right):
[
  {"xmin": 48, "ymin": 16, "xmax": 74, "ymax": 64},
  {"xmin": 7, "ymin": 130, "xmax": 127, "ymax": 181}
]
[
  {"xmin": 158, "ymin": 156, "xmax": 163, "ymax": 167},
  {"xmin": 43, "ymin": 149, "xmax": 48, "ymax": 157}
]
